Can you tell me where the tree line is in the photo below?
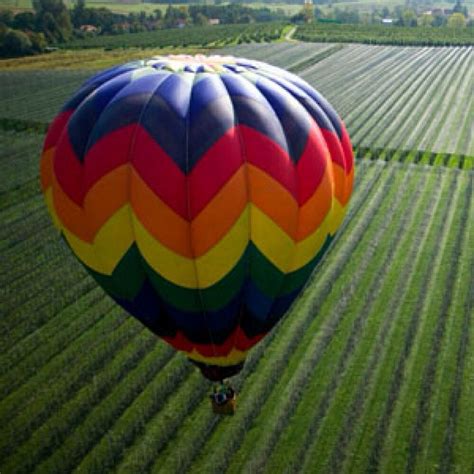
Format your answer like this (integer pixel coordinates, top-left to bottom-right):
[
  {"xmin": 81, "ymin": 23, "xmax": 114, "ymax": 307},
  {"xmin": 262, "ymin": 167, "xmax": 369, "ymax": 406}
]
[
  {"xmin": 0, "ymin": 0, "xmax": 286, "ymax": 58},
  {"xmin": 1, "ymin": 0, "xmax": 470, "ymax": 58}
]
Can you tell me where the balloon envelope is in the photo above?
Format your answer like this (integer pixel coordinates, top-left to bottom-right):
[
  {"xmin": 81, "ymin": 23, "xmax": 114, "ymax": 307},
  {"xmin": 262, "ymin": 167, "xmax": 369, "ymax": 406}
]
[{"xmin": 40, "ymin": 55, "xmax": 354, "ymax": 380}]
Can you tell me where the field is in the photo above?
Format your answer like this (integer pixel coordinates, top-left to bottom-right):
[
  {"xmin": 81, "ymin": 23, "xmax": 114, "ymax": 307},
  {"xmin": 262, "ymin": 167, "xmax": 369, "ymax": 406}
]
[
  {"xmin": 63, "ymin": 23, "xmax": 287, "ymax": 49},
  {"xmin": 295, "ymin": 23, "xmax": 474, "ymax": 46},
  {"xmin": 3, "ymin": 0, "xmax": 473, "ymax": 15},
  {"xmin": 0, "ymin": 40, "xmax": 473, "ymax": 473}
]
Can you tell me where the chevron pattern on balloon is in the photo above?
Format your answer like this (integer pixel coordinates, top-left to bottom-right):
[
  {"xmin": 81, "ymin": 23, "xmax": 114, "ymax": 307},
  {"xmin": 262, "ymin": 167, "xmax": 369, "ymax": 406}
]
[{"xmin": 40, "ymin": 55, "xmax": 354, "ymax": 370}]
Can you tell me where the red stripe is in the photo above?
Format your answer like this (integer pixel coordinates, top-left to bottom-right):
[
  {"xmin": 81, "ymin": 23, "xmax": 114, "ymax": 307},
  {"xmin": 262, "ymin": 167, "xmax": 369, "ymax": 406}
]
[
  {"xmin": 341, "ymin": 122, "xmax": 354, "ymax": 173},
  {"xmin": 163, "ymin": 325, "xmax": 265, "ymax": 358},
  {"xmin": 188, "ymin": 127, "xmax": 244, "ymax": 219},
  {"xmin": 52, "ymin": 122, "xmax": 340, "ymax": 217},
  {"xmin": 321, "ymin": 128, "xmax": 346, "ymax": 172},
  {"xmin": 43, "ymin": 110, "xmax": 72, "ymax": 152},
  {"xmin": 296, "ymin": 125, "xmax": 328, "ymax": 206},
  {"xmin": 54, "ymin": 130, "xmax": 84, "ymax": 206},
  {"xmin": 240, "ymin": 125, "xmax": 298, "ymax": 200},
  {"xmin": 131, "ymin": 125, "xmax": 188, "ymax": 219},
  {"xmin": 84, "ymin": 124, "xmax": 135, "ymax": 198}
]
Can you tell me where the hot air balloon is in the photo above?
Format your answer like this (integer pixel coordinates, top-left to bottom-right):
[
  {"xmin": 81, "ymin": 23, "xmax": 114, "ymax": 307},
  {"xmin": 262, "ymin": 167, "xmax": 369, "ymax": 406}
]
[{"xmin": 40, "ymin": 54, "xmax": 354, "ymax": 388}]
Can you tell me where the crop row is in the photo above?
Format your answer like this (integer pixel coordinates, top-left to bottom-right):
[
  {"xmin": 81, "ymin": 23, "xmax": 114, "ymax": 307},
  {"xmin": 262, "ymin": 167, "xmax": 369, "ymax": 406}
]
[
  {"xmin": 384, "ymin": 170, "xmax": 471, "ymax": 473},
  {"xmin": 2, "ymin": 159, "xmax": 378, "ymax": 472},
  {"xmin": 297, "ymin": 44, "xmax": 473, "ymax": 157},
  {"xmin": 222, "ymin": 42, "xmax": 473, "ymax": 157},
  {"xmin": 226, "ymin": 164, "xmax": 427, "ymax": 473},
  {"xmin": 150, "ymin": 161, "xmax": 390, "ymax": 473},
  {"xmin": 345, "ymin": 168, "xmax": 461, "ymax": 473},
  {"xmin": 354, "ymin": 146, "xmax": 473, "ymax": 170},
  {"xmin": 295, "ymin": 23, "xmax": 474, "ymax": 47},
  {"xmin": 1, "ymin": 131, "xmax": 472, "ymax": 470},
  {"xmin": 64, "ymin": 23, "xmax": 286, "ymax": 50}
]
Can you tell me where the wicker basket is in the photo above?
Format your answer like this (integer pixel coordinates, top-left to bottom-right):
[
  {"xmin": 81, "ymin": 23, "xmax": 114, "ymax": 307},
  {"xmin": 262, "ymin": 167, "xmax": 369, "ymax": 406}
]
[{"xmin": 211, "ymin": 394, "xmax": 237, "ymax": 415}]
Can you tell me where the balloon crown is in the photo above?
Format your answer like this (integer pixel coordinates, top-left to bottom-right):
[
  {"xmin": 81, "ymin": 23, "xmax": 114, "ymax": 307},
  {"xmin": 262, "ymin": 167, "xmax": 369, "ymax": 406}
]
[{"xmin": 139, "ymin": 54, "xmax": 261, "ymax": 74}]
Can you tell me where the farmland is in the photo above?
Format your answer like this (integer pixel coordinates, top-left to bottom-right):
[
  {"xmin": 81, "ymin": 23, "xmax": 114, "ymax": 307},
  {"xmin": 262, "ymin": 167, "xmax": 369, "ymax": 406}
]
[
  {"xmin": 295, "ymin": 22, "xmax": 474, "ymax": 47},
  {"xmin": 63, "ymin": 23, "xmax": 287, "ymax": 50},
  {"xmin": 0, "ymin": 39, "xmax": 473, "ymax": 473}
]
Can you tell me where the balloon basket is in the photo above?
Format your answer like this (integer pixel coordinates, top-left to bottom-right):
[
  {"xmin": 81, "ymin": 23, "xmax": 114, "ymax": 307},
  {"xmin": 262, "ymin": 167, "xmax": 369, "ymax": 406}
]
[{"xmin": 211, "ymin": 394, "xmax": 237, "ymax": 415}]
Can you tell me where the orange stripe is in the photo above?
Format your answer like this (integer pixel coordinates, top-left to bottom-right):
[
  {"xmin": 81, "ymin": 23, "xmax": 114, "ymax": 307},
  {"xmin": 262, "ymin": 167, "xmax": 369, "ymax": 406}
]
[
  {"xmin": 40, "ymin": 148, "xmax": 54, "ymax": 192},
  {"xmin": 248, "ymin": 164, "xmax": 299, "ymax": 239},
  {"xmin": 48, "ymin": 158, "xmax": 350, "ymax": 253},
  {"xmin": 84, "ymin": 165, "xmax": 129, "ymax": 239},
  {"xmin": 333, "ymin": 163, "xmax": 353, "ymax": 206},
  {"xmin": 191, "ymin": 166, "xmax": 247, "ymax": 256},
  {"xmin": 52, "ymin": 165, "xmax": 128, "ymax": 243},
  {"xmin": 131, "ymin": 168, "xmax": 193, "ymax": 258},
  {"xmin": 296, "ymin": 165, "xmax": 333, "ymax": 241},
  {"xmin": 344, "ymin": 165, "xmax": 355, "ymax": 205}
]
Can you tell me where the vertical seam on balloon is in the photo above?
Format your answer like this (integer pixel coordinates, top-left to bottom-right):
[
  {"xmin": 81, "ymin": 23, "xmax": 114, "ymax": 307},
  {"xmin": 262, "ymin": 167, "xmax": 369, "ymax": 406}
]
[
  {"xmin": 185, "ymin": 72, "xmax": 219, "ymax": 361},
  {"xmin": 124, "ymin": 71, "xmax": 174, "ymax": 324},
  {"xmin": 219, "ymin": 72, "xmax": 252, "ymax": 358},
  {"xmin": 271, "ymin": 73, "xmax": 340, "ymax": 237},
  {"xmin": 255, "ymin": 75, "xmax": 300, "ymax": 325},
  {"xmin": 70, "ymin": 69, "xmax": 150, "ymax": 275}
]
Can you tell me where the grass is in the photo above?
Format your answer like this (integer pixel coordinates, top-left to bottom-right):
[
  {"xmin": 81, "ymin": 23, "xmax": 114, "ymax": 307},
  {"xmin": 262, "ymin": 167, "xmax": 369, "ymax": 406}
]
[
  {"xmin": 0, "ymin": 47, "xmax": 205, "ymax": 70},
  {"xmin": 0, "ymin": 40, "xmax": 473, "ymax": 471}
]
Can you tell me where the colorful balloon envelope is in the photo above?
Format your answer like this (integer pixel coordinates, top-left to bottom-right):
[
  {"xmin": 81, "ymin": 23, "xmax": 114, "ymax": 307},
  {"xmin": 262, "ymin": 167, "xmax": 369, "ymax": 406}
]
[{"xmin": 40, "ymin": 54, "xmax": 354, "ymax": 381}]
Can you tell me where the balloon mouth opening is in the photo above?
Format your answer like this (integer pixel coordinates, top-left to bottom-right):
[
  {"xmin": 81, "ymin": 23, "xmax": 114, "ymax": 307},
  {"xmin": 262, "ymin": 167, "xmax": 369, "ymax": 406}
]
[{"xmin": 190, "ymin": 360, "xmax": 244, "ymax": 381}]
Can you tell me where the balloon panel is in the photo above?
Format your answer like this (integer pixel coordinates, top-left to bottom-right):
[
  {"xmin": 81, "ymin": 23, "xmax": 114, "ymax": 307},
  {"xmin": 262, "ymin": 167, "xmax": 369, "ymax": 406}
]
[{"xmin": 40, "ymin": 55, "xmax": 354, "ymax": 372}]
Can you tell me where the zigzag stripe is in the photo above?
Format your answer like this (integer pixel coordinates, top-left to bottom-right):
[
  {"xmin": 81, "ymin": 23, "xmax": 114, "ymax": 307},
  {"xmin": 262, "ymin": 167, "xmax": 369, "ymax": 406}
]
[
  {"xmin": 165, "ymin": 327, "xmax": 264, "ymax": 364},
  {"xmin": 83, "ymin": 244, "xmax": 326, "ymax": 351},
  {"xmin": 51, "ymin": 122, "xmax": 338, "ymax": 213},
  {"xmin": 47, "ymin": 183, "xmax": 344, "ymax": 289},
  {"xmin": 86, "ymin": 239, "xmax": 330, "ymax": 315},
  {"xmin": 43, "ymin": 154, "xmax": 346, "ymax": 287},
  {"xmin": 43, "ymin": 142, "xmax": 336, "ymax": 250},
  {"xmin": 41, "ymin": 56, "xmax": 356, "ymax": 368},
  {"xmin": 41, "ymin": 134, "xmax": 339, "ymax": 248}
]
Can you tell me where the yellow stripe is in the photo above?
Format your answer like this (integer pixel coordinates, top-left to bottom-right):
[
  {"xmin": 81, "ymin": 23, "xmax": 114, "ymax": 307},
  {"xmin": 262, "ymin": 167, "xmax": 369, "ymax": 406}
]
[
  {"xmin": 63, "ymin": 205, "xmax": 134, "ymax": 275},
  {"xmin": 289, "ymin": 199, "xmax": 346, "ymax": 271},
  {"xmin": 49, "ymin": 196, "xmax": 348, "ymax": 285},
  {"xmin": 187, "ymin": 348, "xmax": 247, "ymax": 366},
  {"xmin": 134, "ymin": 207, "xmax": 249, "ymax": 289},
  {"xmin": 251, "ymin": 205, "xmax": 295, "ymax": 272},
  {"xmin": 328, "ymin": 199, "xmax": 347, "ymax": 236}
]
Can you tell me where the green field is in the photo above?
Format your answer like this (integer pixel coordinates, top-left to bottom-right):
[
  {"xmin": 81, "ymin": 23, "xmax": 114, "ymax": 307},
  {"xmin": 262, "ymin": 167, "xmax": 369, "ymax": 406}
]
[
  {"xmin": 2, "ymin": 0, "xmax": 473, "ymax": 15},
  {"xmin": 295, "ymin": 22, "xmax": 474, "ymax": 46},
  {"xmin": 0, "ymin": 40, "xmax": 473, "ymax": 473},
  {"xmin": 62, "ymin": 22, "xmax": 287, "ymax": 49},
  {"xmin": 3, "ymin": 42, "xmax": 472, "ymax": 156}
]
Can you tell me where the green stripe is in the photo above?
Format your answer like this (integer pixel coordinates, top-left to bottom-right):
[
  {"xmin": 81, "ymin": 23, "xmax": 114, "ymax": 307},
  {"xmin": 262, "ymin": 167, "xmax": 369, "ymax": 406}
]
[
  {"xmin": 86, "ymin": 245, "xmax": 145, "ymax": 301},
  {"xmin": 281, "ymin": 235, "xmax": 333, "ymax": 295},
  {"xmin": 84, "ymin": 235, "xmax": 333, "ymax": 313}
]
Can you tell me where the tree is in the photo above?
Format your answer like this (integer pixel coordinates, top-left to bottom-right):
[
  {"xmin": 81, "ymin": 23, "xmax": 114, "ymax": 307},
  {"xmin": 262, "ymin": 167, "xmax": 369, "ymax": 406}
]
[
  {"xmin": 13, "ymin": 12, "xmax": 36, "ymax": 31},
  {"xmin": 0, "ymin": 9, "xmax": 14, "ymax": 27},
  {"xmin": 71, "ymin": 0, "xmax": 87, "ymax": 28},
  {"xmin": 401, "ymin": 8, "xmax": 417, "ymax": 26},
  {"xmin": 194, "ymin": 13, "xmax": 208, "ymax": 26},
  {"xmin": 448, "ymin": 12, "xmax": 466, "ymax": 28},
  {"xmin": 418, "ymin": 13, "xmax": 433, "ymax": 26},
  {"xmin": 432, "ymin": 11, "xmax": 447, "ymax": 26},
  {"xmin": 303, "ymin": 2, "xmax": 314, "ymax": 23},
  {"xmin": 453, "ymin": 1, "xmax": 468, "ymax": 17},
  {"xmin": 27, "ymin": 31, "xmax": 47, "ymax": 52},
  {"xmin": 33, "ymin": 0, "xmax": 72, "ymax": 41},
  {"xmin": 2, "ymin": 29, "xmax": 32, "ymax": 56}
]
